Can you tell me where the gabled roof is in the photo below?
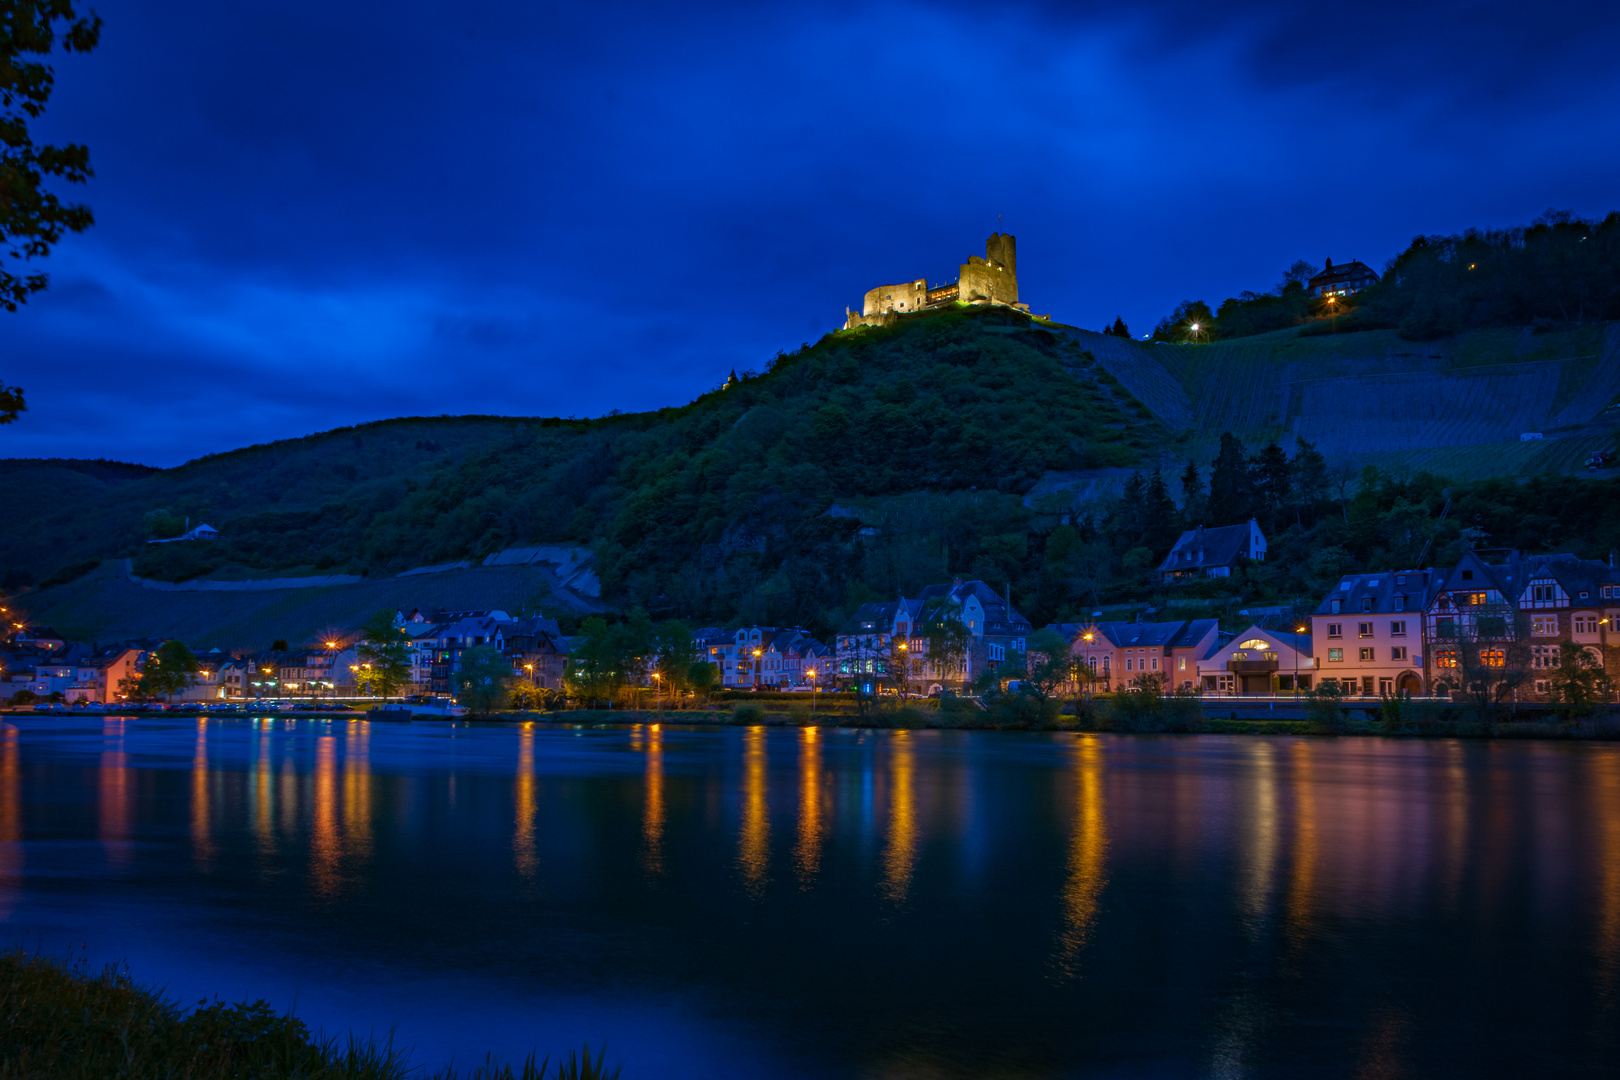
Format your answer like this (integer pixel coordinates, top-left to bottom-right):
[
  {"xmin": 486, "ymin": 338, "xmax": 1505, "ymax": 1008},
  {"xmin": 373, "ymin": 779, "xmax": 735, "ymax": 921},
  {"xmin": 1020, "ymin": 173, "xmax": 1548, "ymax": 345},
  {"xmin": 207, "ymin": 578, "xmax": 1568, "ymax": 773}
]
[
  {"xmin": 1307, "ymin": 259, "xmax": 1378, "ymax": 289},
  {"xmin": 1159, "ymin": 521, "xmax": 1259, "ymax": 572},
  {"xmin": 1519, "ymin": 552, "xmax": 1619, "ymax": 600}
]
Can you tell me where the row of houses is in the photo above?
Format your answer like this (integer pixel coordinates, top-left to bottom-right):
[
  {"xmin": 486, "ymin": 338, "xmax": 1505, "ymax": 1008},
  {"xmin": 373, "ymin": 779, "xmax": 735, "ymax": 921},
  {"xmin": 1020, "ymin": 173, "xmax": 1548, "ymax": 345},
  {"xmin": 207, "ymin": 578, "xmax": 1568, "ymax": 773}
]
[
  {"xmin": 5, "ymin": 547, "xmax": 1616, "ymax": 705},
  {"xmin": 1046, "ymin": 548, "xmax": 1620, "ymax": 699}
]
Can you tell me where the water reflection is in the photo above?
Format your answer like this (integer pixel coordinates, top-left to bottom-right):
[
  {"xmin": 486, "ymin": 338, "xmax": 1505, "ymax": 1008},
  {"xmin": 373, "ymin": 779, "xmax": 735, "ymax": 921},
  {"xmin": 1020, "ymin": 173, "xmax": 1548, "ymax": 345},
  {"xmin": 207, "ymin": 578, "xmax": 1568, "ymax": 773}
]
[
  {"xmin": 794, "ymin": 727, "xmax": 822, "ymax": 886},
  {"xmin": 880, "ymin": 732, "xmax": 917, "ymax": 904},
  {"xmin": 1596, "ymin": 751, "xmax": 1620, "ymax": 1007},
  {"xmin": 1285, "ymin": 741, "xmax": 1318, "ymax": 950},
  {"xmin": 99, "ymin": 717, "xmax": 131, "ymax": 869},
  {"xmin": 3, "ymin": 721, "xmax": 1617, "ymax": 1078},
  {"xmin": 1055, "ymin": 734, "xmax": 1107, "ymax": 978},
  {"xmin": 311, "ymin": 734, "xmax": 340, "ymax": 896},
  {"xmin": 516, "ymin": 724, "xmax": 538, "ymax": 879},
  {"xmin": 192, "ymin": 718, "xmax": 213, "ymax": 867},
  {"xmin": 0, "ymin": 725, "xmax": 19, "ymax": 918},
  {"xmin": 641, "ymin": 724, "xmax": 663, "ymax": 878},
  {"xmin": 343, "ymin": 722, "xmax": 372, "ymax": 862},
  {"xmin": 254, "ymin": 727, "xmax": 274, "ymax": 856},
  {"xmin": 738, "ymin": 727, "xmax": 769, "ymax": 896},
  {"xmin": 1241, "ymin": 742, "xmax": 1278, "ymax": 926}
]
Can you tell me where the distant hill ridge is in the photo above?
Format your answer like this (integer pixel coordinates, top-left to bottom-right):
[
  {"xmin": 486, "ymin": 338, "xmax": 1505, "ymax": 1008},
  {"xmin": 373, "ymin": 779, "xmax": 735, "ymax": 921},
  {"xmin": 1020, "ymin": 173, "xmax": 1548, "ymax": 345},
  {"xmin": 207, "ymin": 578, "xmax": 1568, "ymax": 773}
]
[{"xmin": 4, "ymin": 305, "xmax": 1618, "ymax": 639}]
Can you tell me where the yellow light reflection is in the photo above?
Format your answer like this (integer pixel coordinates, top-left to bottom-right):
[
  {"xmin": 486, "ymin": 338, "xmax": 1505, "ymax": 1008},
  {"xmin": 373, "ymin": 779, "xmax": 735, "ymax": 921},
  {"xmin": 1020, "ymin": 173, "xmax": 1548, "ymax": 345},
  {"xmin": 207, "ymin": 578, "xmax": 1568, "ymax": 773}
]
[
  {"xmin": 191, "ymin": 718, "xmax": 213, "ymax": 867},
  {"xmin": 515, "ymin": 724, "xmax": 538, "ymax": 879},
  {"xmin": 254, "ymin": 727, "xmax": 274, "ymax": 856},
  {"xmin": 99, "ymin": 718, "xmax": 130, "ymax": 869},
  {"xmin": 738, "ymin": 726, "xmax": 769, "ymax": 896},
  {"xmin": 793, "ymin": 726, "xmax": 822, "ymax": 885},
  {"xmin": 1285, "ymin": 741, "xmax": 1319, "ymax": 950},
  {"xmin": 0, "ymin": 724, "xmax": 20, "ymax": 919},
  {"xmin": 880, "ymin": 731, "xmax": 917, "ymax": 904},
  {"xmin": 1242, "ymin": 741, "xmax": 1278, "ymax": 925},
  {"xmin": 642, "ymin": 723, "xmax": 663, "ymax": 877},
  {"xmin": 310, "ymin": 735, "xmax": 339, "ymax": 896},
  {"xmin": 343, "ymin": 721, "xmax": 372, "ymax": 862},
  {"xmin": 1056, "ymin": 733, "xmax": 1108, "ymax": 977}
]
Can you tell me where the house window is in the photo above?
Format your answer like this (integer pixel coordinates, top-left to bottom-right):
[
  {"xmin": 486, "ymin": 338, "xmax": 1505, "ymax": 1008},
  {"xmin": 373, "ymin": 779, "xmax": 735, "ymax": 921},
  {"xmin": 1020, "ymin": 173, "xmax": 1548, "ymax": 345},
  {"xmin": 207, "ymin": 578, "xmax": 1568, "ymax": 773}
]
[
  {"xmin": 1178, "ymin": 657, "xmax": 1186, "ymax": 671},
  {"xmin": 1574, "ymin": 615, "xmax": 1599, "ymax": 634},
  {"xmin": 1481, "ymin": 648, "xmax": 1506, "ymax": 668},
  {"xmin": 1102, "ymin": 657, "xmax": 1110, "ymax": 672},
  {"xmin": 1359, "ymin": 648, "xmax": 1375, "ymax": 662},
  {"xmin": 1358, "ymin": 622, "xmax": 1374, "ymax": 637},
  {"xmin": 1436, "ymin": 618, "xmax": 1457, "ymax": 638},
  {"xmin": 1391, "ymin": 646, "xmax": 1407, "ymax": 661},
  {"xmin": 1328, "ymin": 648, "xmax": 1344, "ymax": 662},
  {"xmin": 1393, "ymin": 595, "xmax": 1405, "ymax": 612},
  {"xmin": 1361, "ymin": 597, "xmax": 1373, "ymax": 612},
  {"xmin": 1532, "ymin": 615, "xmax": 1558, "ymax": 636},
  {"xmin": 1395, "ymin": 575, "xmax": 1407, "ymax": 586},
  {"xmin": 1532, "ymin": 645, "xmax": 1558, "ymax": 669},
  {"xmin": 1330, "ymin": 600, "xmax": 1341, "ymax": 614},
  {"xmin": 1125, "ymin": 657, "xmax": 1133, "ymax": 671},
  {"xmin": 1327, "ymin": 623, "xmax": 1343, "ymax": 638},
  {"xmin": 1531, "ymin": 584, "xmax": 1555, "ymax": 602},
  {"xmin": 1390, "ymin": 621, "xmax": 1406, "ymax": 637},
  {"xmin": 1150, "ymin": 657, "xmax": 1159, "ymax": 670},
  {"xmin": 1436, "ymin": 650, "xmax": 1458, "ymax": 668}
]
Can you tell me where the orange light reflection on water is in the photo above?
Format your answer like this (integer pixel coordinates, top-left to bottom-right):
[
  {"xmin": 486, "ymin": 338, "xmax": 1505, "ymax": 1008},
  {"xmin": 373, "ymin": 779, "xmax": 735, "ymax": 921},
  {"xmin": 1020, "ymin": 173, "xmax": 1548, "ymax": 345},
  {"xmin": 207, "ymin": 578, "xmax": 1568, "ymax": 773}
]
[
  {"xmin": 1056, "ymin": 733, "xmax": 1107, "ymax": 979},
  {"xmin": 794, "ymin": 726, "xmax": 822, "ymax": 886},
  {"xmin": 880, "ymin": 731, "xmax": 917, "ymax": 904},
  {"xmin": 311, "ymin": 735, "xmax": 339, "ymax": 896},
  {"xmin": 99, "ymin": 718, "xmax": 130, "ymax": 869},
  {"xmin": 738, "ymin": 726, "xmax": 769, "ymax": 896},
  {"xmin": 642, "ymin": 724, "xmax": 663, "ymax": 877}
]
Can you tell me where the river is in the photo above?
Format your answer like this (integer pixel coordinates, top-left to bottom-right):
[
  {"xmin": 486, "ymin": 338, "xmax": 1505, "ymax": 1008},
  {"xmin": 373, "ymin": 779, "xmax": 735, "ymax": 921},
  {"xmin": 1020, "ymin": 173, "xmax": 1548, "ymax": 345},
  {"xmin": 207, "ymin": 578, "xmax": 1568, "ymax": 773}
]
[{"xmin": 1, "ymin": 716, "xmax": 1617, "ymax": 1077}]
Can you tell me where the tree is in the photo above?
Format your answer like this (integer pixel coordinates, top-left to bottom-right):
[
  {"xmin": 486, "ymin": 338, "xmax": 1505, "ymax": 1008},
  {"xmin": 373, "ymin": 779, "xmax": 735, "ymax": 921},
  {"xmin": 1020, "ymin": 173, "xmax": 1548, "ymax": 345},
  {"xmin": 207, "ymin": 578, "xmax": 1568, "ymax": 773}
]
[
  {"xmin": 1179, "ymin": 459, "xmax": 1205, "ymax": 527},
  {"xmin": 1548, "ymin": 640, "xmax": 1612, "ymax": 716},
  {"xmin": 454, "ymin": 644, "xmax": 511, "ymax": 715},
  {"xmin": 2, "ymin": 1, "xmax": 101, "ymax": 312},
  {"xmin": 1151, "ymin": 299, "xmax": 1215, "ymax": 343},
  {"xmin": 566, "ymin": 615, "xmax": 624, "ymax": 706},
  {"xmin": 0, "ymin": 380, "xmax": 23, "ymax": 425},
  {"xmin": 1291, "ymin": 438, "xmax": 1328, "ymax": 524},
  {"xmin": 687, "ymin": 659, "xmax": 720, "ymax": 705},
  {"xmin": 355, "ymin": 610, "xmax": 411, "ymax": 699},
  {"xmin": 651, "ymin": 619, "xmax": 696, "ymax": 707},
  {"xmin": 917, "ymin": 596, "xmax": 969, "ymax": 690},
  {"xmin": 1249, "ymin": 440, "xmax": 1292, "ymax": 527},
  {"xmin": 1022, "ymin": 628, "xmax": 1075, "ymax": 703},
  {"xmin": 1208, "ymin": 432, "xmax": 1252, "ymax": 523},
  {"xmin": 1141, "ymin": 469, "xmax": 1180, "ymax": 554},
  {"xmin": 1104, "ymin": 316, "xmax": 1131, "ymax": 338},
  {"xmin": 1451, "ymin": 606, "xmax": 1532, "ymax": 726},
  {"xmin": 134, "ymin": 640, "xmax": 199, "ymax": 702}
]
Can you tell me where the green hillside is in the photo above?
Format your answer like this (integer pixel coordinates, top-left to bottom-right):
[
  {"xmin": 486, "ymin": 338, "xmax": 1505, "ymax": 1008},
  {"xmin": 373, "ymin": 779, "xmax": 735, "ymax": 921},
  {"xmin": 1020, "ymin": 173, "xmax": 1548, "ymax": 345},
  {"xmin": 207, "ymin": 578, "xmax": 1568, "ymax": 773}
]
[
  {"xmin": 5, "ymin": 304, "xmax": 1619, "ymax": 643},
  {"xmin": 3, "ymin": 307, "xmax": 1168, "ymax": 635}
]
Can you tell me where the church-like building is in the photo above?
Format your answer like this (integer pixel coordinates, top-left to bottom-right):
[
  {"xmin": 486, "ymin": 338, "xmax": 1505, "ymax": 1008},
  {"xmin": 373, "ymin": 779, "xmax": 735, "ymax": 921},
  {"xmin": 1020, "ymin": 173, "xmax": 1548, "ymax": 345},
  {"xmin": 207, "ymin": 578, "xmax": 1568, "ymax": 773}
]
[{"xmin": 843, "ymin": 232, "xmax": 1030, "ymax": 330}]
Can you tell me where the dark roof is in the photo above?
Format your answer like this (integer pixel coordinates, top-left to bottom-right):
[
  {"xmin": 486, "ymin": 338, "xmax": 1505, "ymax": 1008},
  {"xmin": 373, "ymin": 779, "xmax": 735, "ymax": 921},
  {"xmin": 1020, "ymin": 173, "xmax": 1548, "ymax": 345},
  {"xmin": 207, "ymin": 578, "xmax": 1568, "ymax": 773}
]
[
  {"xmin": 1520, "ymin": 552, "xmax": 1619, "ymax": 599},
  {"xmin": 1307, "ymin": 259, "xmax": 1378, "ymax": 289},
  {"xmin": 1047, "ymin": 619, "xmax": 1219, "ymax": 652},
  {"xmin": 1159, "ymin": 522, "xmax": 1258, "ymax": 572},
  {"xmin": 1313, "ymin": 569, "xmax": 1439, "ymax": 616}
]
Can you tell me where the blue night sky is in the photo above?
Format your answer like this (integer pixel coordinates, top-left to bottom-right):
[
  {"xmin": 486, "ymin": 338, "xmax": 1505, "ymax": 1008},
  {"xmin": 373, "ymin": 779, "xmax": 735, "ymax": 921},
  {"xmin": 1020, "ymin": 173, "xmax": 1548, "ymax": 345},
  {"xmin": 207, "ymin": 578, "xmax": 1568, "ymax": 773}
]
[{"xmin": 7, "ymin": 0, "xmax": 1619, "ymax": 466}]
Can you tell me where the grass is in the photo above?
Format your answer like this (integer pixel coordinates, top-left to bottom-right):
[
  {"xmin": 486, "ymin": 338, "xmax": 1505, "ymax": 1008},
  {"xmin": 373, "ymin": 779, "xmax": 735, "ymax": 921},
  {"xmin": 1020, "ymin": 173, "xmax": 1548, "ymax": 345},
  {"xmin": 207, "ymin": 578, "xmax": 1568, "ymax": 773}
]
[{"xmin": 0, "ymin": 949, "xmax": 621, "ymax": 1080}]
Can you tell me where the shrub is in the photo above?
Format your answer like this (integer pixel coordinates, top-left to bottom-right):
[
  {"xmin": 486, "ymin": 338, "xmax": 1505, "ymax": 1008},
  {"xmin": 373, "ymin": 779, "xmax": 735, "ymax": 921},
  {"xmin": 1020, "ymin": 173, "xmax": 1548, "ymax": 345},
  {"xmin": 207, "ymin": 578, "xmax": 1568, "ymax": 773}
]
[
  {"xmin": 731, "ymin": 702, "xmax": 764, "ymax": 725},
  {"xmin": 1305, "ymin": 684, "xmax": 1347, "ymax": 734}
]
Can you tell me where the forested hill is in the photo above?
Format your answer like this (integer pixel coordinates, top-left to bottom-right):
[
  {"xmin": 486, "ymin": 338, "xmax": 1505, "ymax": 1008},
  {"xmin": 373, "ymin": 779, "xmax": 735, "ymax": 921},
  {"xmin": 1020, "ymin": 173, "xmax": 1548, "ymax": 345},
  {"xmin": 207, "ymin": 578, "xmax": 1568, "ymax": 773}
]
[{"xmin": 0, "ymin": 308, "xmax": 1168, "ymax": 629}]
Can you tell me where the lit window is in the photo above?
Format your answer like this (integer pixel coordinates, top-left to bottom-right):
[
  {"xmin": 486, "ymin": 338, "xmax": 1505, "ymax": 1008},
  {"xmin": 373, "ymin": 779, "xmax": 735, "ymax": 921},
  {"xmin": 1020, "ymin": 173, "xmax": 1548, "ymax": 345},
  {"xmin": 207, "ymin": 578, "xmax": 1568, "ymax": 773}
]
[
  {"xmin": 1359, "ymin": 648, "xmax": 1375, "ymax": 661},
  {"xmin": 1328, "ymin": 648, "xmax": 1343, "ymax": 662}
]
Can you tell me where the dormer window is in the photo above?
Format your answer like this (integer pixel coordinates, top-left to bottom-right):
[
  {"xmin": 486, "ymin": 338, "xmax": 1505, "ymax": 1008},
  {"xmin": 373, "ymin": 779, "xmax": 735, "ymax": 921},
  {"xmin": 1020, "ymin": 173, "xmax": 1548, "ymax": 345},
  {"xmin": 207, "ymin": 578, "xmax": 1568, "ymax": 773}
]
[
  {"xmin": 1330, "ymin": 600, "xmax": 1341, "ymax": 614},
  {"xmin": 1393, "ymin": 595, "xmax": 1405, "ymax": 612},
  {"xmin": 1361, "ymin": 597, "xmax": 1373, "ymax": 612}
]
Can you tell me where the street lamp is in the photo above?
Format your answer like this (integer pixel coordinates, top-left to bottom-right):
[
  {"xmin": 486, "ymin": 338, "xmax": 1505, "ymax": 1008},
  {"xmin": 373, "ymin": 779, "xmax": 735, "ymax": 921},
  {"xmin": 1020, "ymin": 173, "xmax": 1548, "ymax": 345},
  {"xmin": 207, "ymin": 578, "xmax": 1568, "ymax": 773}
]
[
  {"xmin": 1295, "ymin": 625, "xmax": 1308, "ymax": 702},
  {"xmin": 806, "ymin": 668, "xmax": 817, "ymax": 715},
  {"xmin": 752, "ymin": 647, "xmax": 762, "ymax": 689},
  {"xmin": 652, "ymin": 671, "xmax": 661, "ymax": 714}
]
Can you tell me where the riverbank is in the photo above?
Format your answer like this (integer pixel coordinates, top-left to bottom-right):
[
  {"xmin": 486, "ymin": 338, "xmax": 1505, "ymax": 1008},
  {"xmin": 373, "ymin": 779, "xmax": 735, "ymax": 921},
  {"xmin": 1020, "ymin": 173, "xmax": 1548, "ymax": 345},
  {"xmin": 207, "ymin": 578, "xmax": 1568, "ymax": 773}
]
[{"xmin": 0, "ymin": 950, "xmax": 618, "ymax": 1080}]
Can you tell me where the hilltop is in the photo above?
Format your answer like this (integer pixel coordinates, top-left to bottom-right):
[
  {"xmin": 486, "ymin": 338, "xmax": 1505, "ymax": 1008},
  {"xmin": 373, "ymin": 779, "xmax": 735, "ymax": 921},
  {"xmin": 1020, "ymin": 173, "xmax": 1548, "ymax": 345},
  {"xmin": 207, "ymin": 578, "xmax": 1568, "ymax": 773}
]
[{"xmin": 4, "ymin": 304, "xmax": 1619, "ymax": 643}]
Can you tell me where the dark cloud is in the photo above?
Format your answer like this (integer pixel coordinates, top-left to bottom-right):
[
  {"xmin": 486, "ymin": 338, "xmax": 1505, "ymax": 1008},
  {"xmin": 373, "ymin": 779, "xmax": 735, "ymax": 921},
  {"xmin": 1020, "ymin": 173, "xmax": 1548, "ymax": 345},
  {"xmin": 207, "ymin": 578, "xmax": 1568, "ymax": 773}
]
[{"xmin": 6, "ymin": 0, "xmax": 1618, "ymax": 464}]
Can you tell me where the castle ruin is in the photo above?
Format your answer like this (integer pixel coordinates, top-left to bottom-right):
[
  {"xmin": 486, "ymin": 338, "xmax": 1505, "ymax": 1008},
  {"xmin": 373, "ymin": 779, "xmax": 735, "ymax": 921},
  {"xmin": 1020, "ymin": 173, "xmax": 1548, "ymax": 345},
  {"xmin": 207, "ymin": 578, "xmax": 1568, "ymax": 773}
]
[{"xmin": 843, "ymin": 232, "xmax": 1029, "ymax": 330}]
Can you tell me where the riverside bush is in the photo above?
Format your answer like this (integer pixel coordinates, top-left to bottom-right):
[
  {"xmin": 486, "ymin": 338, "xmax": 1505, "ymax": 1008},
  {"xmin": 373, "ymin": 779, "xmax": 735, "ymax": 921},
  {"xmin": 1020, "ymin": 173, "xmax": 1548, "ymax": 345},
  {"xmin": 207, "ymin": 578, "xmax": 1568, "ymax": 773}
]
[{"xmin": 0, "ymin": 950, "xmax": 621, "ymax": 1080}]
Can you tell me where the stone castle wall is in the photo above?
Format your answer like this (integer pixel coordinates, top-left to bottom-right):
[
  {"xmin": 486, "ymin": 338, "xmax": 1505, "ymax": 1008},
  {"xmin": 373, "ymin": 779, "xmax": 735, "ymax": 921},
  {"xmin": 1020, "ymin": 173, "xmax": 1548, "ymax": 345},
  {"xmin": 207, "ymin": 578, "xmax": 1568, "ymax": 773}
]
[{"xmin": 845, "ymin": 232, "xmax": 1021, "ymax": 330}]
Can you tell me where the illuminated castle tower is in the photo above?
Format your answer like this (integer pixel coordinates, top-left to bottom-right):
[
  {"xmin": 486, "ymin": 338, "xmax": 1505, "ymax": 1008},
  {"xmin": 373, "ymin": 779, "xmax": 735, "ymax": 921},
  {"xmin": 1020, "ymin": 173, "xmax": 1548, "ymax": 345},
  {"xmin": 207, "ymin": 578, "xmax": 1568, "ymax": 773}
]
[{"xmin": 844, "ymin": 232, "xmax": 1028, "ymax": 330}]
